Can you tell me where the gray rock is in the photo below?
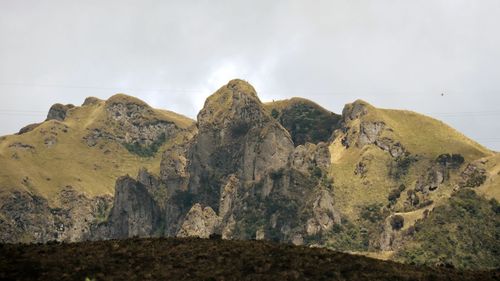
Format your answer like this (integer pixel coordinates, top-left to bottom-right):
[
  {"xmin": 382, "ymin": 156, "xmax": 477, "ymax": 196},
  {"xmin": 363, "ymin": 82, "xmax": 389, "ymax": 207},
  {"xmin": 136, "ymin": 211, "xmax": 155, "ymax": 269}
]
[
  {"xmin": 17, "ymin": 123, "xmax": 41, "ymax": 135},
  {"xmin": 177, "ymin": 203, "xmax": 220, "ymax": 238},
  {"xmin": 0, "ymin": 188, "xmax": 111, "ymax": 243},
  {"xmin": 306, "ymin": 190, "xmax": 341, "ymax": 235},
  {"xmin": 219, "ymin": 175, "xmax": 239, "ymax": 220},
  {"xmin": 188, "ymin": 79, "xmax": 294, "ymax": 211},
  {"xmin": 46, "ymin": 103, "xmax": 74, "ymax": 121},
  {"xmin": 104, "ymin": 176, "xmax": 161, "ymax": 239},
  {"xmin": 342, "ymin": 100, "xmax": 370, "ymax": 122},
  {"xmin": 358, "ymin": 122, "xmax": 385, "ymax": 146}
]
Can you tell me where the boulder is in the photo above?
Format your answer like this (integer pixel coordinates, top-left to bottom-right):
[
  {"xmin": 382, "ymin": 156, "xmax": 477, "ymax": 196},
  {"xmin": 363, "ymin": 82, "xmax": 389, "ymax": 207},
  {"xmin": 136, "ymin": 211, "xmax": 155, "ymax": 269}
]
[{"xmin": 177, "ymin": 203, "xmax": 220, "ymax": 238}]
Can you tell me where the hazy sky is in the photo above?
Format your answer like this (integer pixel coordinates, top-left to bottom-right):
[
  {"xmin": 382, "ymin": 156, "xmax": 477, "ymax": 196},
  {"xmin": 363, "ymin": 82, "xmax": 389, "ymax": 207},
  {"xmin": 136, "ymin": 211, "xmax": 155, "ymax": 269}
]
[{"xmin": 1, "ymin": 0, "xmax": 499, "ymax": 150}]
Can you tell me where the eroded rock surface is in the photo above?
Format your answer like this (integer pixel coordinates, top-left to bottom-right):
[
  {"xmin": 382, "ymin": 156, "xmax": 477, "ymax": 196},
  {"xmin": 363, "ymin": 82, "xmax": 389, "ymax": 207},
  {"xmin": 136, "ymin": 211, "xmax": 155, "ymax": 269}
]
[
  {"xmin": 46, "ymin": 103, "xmax": 75, "ymax": 121},
  {"xmin": 100, "ymin": 176, "xmax": 161, "ymax": 239},
  {"xmin": 177, "ymin": 203, "xmax": 220, "ymax": 238}
]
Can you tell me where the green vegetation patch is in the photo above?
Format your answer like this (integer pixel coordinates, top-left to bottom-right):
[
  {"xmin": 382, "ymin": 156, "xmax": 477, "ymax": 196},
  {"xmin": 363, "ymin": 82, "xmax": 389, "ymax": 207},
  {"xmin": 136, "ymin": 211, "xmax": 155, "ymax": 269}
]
[
  {"xmin": 267, "ymin": 98, "xmax": 341, "ymax": 146},
  {"xmin": 123, "ymin": 133, "xmax": 167, "ymax": 157},
  {"xmin": 396, "ymin": 189, "xmax": 500, "ymax": 269},
  {"xmin": 325, "ymin": 219, "xmax": 370, "ymax": 252}
]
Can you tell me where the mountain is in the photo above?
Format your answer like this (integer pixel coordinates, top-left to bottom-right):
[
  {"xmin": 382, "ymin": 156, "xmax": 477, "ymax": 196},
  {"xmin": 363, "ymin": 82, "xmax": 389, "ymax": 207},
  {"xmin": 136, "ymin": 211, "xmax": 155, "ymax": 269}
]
[{"xmin": 0, "ymin": 79, "xmax": 498, "ymax": 269}]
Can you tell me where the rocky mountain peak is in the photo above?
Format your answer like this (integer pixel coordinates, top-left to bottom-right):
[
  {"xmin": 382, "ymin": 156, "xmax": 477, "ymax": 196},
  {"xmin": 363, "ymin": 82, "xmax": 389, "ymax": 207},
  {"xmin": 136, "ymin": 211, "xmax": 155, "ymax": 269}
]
[
  {"xmin": 82, "ymin": 96, "xmax": 102, "ymax": 106},
  {"xmin": 188, "ymin": 79, "xmax": 293, "ymax": 211},
  {"xmin": 46, "ymin": 103, "xmax": 75, "ymax": 121},
  {"xmin": 104, "ymin": 94, "xmax": 155, "ymax": 123},
  {"xmin": 341, "ymin": 99, "xmax": 374, "ymax": 122},
  {"xmin": 197, "ymin": 79, "xmax": 265, "ymax": 130},
  {"xmin": 105, "ymin": 93, "xmax": 151, "ymax": 109}
]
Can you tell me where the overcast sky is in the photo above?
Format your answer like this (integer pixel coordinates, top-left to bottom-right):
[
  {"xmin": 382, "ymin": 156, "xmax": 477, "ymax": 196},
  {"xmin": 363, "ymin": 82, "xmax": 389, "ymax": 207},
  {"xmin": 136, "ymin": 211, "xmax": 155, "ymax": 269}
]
[{"xmin": 1, "ymin": 0, "xmax": 499, "ymax": 150}]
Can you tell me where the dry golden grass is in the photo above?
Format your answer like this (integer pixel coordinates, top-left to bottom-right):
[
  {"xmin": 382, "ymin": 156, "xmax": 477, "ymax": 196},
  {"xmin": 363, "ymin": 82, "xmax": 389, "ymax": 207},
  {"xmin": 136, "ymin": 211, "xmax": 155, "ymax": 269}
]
[
  {"xmin": 327, "ymin": 102, "xmax": 495, "ymax": 220},
  {"xmin": 0, "ymin": 95, "xmax": 195, "ymax": 206},
  {"xmin": 373, "ymin": 108, "xmax": 492, "ymax": 160},
  {"xmin": 476, "ymin": 153, "xmax": 500, "ymax": 200}
]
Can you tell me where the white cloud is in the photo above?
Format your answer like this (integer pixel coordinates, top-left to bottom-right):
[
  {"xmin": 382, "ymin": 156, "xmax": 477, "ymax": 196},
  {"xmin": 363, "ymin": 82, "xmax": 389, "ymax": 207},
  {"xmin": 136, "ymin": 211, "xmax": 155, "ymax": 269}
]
[{"xmin": 0, "ymin": 0, "xmax": 499, "ymax": 150}]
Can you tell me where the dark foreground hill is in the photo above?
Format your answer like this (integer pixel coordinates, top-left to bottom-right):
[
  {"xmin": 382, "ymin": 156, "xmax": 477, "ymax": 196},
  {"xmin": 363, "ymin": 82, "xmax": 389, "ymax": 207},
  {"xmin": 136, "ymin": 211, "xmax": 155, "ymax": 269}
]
[{"xmin": 0, "ymin": 238, "xmax": 498, "ymax": 281}]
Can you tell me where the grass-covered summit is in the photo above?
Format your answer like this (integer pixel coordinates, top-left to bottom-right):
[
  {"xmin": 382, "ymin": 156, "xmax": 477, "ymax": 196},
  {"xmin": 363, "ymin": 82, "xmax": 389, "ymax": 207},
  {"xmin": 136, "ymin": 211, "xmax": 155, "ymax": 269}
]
[{"xmin": 0, "ymin": 94, "xmax": 195, "ymax": 242}]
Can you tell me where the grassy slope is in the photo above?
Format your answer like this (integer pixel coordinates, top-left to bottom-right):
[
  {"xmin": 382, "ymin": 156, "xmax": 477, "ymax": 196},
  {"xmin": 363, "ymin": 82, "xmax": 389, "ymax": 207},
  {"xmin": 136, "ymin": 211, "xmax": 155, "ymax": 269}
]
[
  {"xmin": 374, "ymin": 108, "xmax": 491, "ymax": 160},
  {"xmin": 324, "ymin": 102, "xmax": 498, "ymax": 264},
  {"xmin": 0, "ymin": 96, "xmax": 195, "ymax": 206},
  {"xmin": 328, "ymin": 103, "xmax": 494, "ymax": 218},
  {"xmin": 0, "ymin": 237, "xmax": 497, "ymax": 281}
]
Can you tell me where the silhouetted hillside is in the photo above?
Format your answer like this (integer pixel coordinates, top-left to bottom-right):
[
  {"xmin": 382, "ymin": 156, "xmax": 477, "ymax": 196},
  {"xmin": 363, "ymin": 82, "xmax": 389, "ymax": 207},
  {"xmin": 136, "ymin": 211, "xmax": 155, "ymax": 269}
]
[{"xmin": 1, "ymin": 237, "xmax": 498, "ymax": 281}]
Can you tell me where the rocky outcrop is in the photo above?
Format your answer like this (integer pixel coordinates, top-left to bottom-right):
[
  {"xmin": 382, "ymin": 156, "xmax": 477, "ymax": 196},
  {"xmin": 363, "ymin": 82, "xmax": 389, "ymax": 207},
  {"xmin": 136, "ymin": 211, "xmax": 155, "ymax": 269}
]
[
  {"xmin": 8, "ymin": 142, "xmax": 35, "ymax": 151},
  {"xmin": 342, "ymin": 99, "xmax": 371, "ymax": 122},
  {"xmin": 176, "ymin": 203, "xmax": 220, "ymax": 238},
  {"xmin": 313, "ymin": 190, "xmax": 341, "ymax": 223},
  {"xmin": 290, "ymin": 142, "xmax": 330, "ymax": 174},
  {"xmin": 53, "ymin": 187, "xmax": 112, "ymax": 242},
  {"xmin": 0, "ymin": 191, "xmax": 54, "ymax": 243},
  {"xmin": 459, "ymin": 163, "xmax": 487, "ymax": 188},
  {"xmin": 46, "ymin": 103, "xmax": 75, "ymax": 121},
  {"xmin": 160, "ymin": 144, "xmax": 191, "ymax": 194},
  {"xmin": 188, "ymin": 79, "xmax": 294, "ymax": 211},
  {"xmin": 375, "ymin": 138, "xmax": 405, "ymax": 158},
  {"xmin": 218, "ymin": 175, "xmax": 239, "ymax": 220},
  {"xmin": 306, "ymin": 190, "xmax": 341, "ymax": 235},
  {"xmin": 16, "ymin": 123, "xmax": 41, "ymax": 135},
  {"xmin": 0, "ymin": 188, "xmax": 111, "ymax": 243},
  {"xmin": 359, "ymin": 122, "xmax": 385, "ymax": 147},
  {"xmin": 414, "ymin": 167, "xmax": 443, "ymax": 193},
  {"xmin": 339, "ymin": 100, "xmax": 407, "ymax": 159},
  {"xmin": 102, "ymin": 176, "xmax": 161, "ymax": 239},
  {"xmin": 83, "ymin": 94, "xmax": 183, "ymax": 154}
]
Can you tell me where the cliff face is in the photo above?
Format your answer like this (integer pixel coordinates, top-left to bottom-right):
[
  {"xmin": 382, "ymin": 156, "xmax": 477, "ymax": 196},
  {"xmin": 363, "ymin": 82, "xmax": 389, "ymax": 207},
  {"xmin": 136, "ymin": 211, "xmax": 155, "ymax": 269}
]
[
  {"xmin": 188, "ymin": 79, "xmax": 294, "ymax": 211},
  {"xmin": 0, "ymin": 79, "xmax": 497, "ymax": 269},
  {"xmin": 0, "ymin": 188, "xmax": 111, "ymax": 243},
  {"xmin": 98, "ymin": 176, "xmax": 161, "ymax": 239}
]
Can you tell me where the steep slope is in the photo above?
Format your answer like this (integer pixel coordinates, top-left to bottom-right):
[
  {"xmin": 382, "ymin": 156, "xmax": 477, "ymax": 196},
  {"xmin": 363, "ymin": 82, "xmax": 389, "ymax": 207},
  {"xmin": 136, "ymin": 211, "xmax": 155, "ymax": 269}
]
[
  {"xmin": 323, "ymin": 100, "xmax": 496, "ymax": 265},
  {"xmin": 0, "ymin": 95, "xmax": 195, "ymax": 242},
  {"xmin": 188, "ymin": 79, "xmax": 294, "ymax": 210},
  {"xmin": 328, "ymin": 99, "xmax": 492, "ymax": 220}
]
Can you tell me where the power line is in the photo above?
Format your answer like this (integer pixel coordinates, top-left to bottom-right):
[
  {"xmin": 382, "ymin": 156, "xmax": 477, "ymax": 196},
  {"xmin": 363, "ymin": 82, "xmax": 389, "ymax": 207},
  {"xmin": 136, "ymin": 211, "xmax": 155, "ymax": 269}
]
[
  {"xmin": 0, "ymin": 109, "xmax": 46, "ymax": 113},
  {"xmin": 0, "ymin": 112, "xmax": 45, "ymax": 117},
  {"xmin": 0, "ymin": 82, "xmax": 207, "ymax": 93}
]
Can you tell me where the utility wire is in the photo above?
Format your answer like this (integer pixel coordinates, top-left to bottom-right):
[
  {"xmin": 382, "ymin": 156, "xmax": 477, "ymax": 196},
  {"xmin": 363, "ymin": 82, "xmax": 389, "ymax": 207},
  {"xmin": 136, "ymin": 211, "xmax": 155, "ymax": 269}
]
[{"xmin": 0, "ymin": 82, "xmax": 206, "ymax": 93}]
